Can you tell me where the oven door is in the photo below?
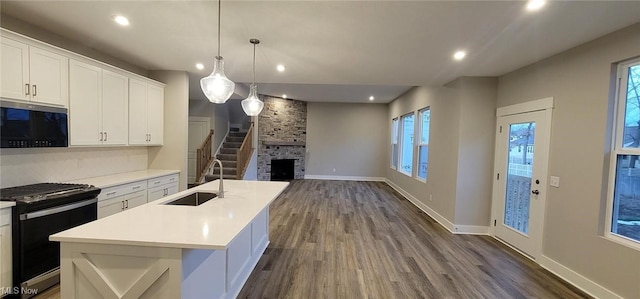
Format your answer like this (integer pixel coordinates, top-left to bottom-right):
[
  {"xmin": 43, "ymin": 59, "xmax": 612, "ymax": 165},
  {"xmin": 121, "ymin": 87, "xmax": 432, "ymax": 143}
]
[{"xmin": 16, "ymin": 198, "xmax": 97, "ymax": 287}]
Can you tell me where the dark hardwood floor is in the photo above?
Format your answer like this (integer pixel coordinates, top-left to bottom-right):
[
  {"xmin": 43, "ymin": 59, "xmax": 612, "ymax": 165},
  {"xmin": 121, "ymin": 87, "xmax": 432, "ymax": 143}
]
[
  {"xmin": 35, "ymin": 179, "xmax": 589, "ymax": 299},
  {"xmin": 238, "ymin": 180, "xmax": 589, "ymax": 299}
]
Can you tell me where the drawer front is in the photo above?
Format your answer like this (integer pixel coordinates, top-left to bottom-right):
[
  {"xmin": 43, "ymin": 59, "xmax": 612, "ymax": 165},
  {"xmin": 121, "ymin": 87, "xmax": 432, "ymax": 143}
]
[
  {"xmin": 148, "ymin": 174, "xmax": 178, "ymax": 188},
  {"xmin": 0, "ymin": 208, "xmax": 11, "ymax": 226},
  {"xmin": 98, "ymin": 180, "xmax": 148, "ymax": 201}
]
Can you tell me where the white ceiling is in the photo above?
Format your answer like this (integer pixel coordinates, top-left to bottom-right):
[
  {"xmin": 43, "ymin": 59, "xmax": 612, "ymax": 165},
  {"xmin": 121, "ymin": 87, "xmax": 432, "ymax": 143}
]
[{"xmin": 2, "ymin": 1, "xmax": 640, "ymax": 103}]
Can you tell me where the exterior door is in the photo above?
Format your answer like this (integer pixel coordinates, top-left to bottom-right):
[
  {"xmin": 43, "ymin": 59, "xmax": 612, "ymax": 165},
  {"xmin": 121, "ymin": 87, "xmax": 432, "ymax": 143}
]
[{"xmin": 492, "ymin": 99, "xmax": 552, "ymax": 259}]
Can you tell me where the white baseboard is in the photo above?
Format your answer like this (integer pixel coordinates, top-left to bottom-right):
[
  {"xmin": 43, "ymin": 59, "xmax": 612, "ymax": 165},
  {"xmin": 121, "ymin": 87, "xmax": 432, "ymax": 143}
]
[
  {"xmin": 384, "ymin": 179, "xmax": 456, "ymax": 233},
  {"xmin": 383, "ymin": 179, "xmax": 489, "ymax": 235},
  {"xmin": 452, "ymin": 224, "xmax": 489, "ymax": 235},
  {"xmin": 538, "ymin": 255, "xmax": 622, "ymax": 299},
  {"xmin": 304, "ymin": 175, "xmax": 385, "ymax": 182}
]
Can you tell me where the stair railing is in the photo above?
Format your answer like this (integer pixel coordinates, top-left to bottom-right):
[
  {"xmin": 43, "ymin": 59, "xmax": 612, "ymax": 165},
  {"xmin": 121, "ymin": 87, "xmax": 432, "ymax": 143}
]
[
  {"xmin": 236, "ymin": 123, "xmax": 254, "ymax": 179},
  {"xmin": 195, "ymin": 129, "xmax": 214, "ymax": 184}
]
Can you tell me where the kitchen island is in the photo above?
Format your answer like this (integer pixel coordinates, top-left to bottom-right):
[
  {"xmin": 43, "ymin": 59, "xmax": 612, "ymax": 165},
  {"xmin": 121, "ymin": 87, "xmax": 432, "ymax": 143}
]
[{"xmin": 50, "ymin": 179, "xmax": 289, "ymax": 299}]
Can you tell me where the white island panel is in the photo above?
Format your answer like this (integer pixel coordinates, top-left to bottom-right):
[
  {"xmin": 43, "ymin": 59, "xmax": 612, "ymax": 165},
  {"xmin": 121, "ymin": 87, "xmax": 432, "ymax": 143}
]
[{"xmin": 52, "ymin": 179, "xmax": 289, "ymax": 299}]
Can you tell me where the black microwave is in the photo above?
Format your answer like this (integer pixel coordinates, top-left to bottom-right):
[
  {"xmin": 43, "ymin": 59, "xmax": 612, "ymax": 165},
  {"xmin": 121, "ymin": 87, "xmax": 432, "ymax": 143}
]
[{"xmin": 0, "ymin": 100, "xmax": 68, "ymax": 148}]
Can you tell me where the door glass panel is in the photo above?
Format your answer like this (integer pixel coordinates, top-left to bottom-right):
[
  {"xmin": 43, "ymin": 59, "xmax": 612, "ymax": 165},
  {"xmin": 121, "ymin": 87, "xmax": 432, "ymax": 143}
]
[{"xmin": 504, "ymin": 122, "xmax": 536, "ymax": 234}]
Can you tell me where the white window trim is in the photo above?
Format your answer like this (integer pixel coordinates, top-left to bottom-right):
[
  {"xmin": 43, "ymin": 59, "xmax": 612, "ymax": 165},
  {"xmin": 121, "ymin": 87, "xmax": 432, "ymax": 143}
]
[
  {"xmin": 605, "ymin": 57, "xmax": 640, "ymax": 250},
  {"xmin": 398, "ymin": 112, "xmax": 414, "ymax": 177},
  {"xmin": 391, "ymin": 118, "xmax": 399, "ymax": 170},
  {"xmin": 415, "ymin": 107, "xmax": 430, "ymax": 182}
]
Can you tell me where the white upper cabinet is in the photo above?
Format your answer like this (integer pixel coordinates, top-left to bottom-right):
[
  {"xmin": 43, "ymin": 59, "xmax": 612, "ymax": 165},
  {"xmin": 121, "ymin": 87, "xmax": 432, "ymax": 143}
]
[
  {"xmin": 101, "ymin": 69, "xmax": 128, "ymax": 145},
  {"xmin": 129, "ymin": 78, "xmax": 164, "ymax": 146},
  {"xmin": 0, "ymin": 36, "xmax": 68, "ymax": 107},
  {"xmin": 69, "ymin": 60, "xmax": 128, "ymax": 146}
]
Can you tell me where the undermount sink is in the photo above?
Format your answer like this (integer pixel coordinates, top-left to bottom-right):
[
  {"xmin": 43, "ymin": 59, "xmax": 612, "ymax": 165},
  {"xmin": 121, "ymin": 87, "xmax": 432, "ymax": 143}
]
[{"xmin": 165, "ymin": 192, "xmax": 217, "ymax": 206}]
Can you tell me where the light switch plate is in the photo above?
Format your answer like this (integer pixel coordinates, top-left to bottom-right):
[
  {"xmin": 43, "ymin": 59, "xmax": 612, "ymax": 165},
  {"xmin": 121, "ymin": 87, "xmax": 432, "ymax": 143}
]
[{"xmin": 550, "ymin": 176, "xmax": 560, "ymax": 187}]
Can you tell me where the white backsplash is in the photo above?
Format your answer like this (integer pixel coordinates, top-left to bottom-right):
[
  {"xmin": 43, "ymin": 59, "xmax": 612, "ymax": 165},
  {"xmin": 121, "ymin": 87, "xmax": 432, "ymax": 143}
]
[{"xmin": 0, "ymin": 147, "xmax": 148, "ymax": 188}]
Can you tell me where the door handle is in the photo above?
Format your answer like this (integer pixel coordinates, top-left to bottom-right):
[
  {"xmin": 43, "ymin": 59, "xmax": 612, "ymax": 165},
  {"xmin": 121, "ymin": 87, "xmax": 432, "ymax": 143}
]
[
  {"xmin": 125, "ymin": 200, "xmax": 129, "ymax": 209},
  {"xmin": 25, "ymin": 84, "xmax": 30, "ymax": 96},
  {"xmin": 122, "ymin": 201, "xmax": 125, "ymax": 210},
  {"xmin": 100, "ymin": 132, "xmax": 104, "ymax": 141},
  {"xmin": 531, "ymin": 190, "xmax": 540, "ymax": 195},
  {"xmin": 104, "ymin": 131, "xmax": 108, "ymax": 141},
  {"xmin": 33, "ymin": 85, "xmax": 37, "ymax": 96}
]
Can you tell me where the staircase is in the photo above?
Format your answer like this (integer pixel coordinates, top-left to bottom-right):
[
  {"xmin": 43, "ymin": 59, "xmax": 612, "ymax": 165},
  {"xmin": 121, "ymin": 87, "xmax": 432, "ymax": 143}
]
[{"xmin": 210, "ymin": 128, "xmax": 247, "ymax": 180}]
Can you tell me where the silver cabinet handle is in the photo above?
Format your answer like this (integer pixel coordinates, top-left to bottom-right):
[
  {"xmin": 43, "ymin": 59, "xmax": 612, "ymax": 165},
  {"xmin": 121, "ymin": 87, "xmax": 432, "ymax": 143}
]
[
  {"xmin": 106, "ymin": 191, "xmax": 117, "ymax": 196},
  {"xmin": 100, "ymin": 132, "xmax": 104, "ymax": 141},
  {"xmin": 122, "ymin": 201, "xmax": 125, "ymax": 210},
  {"xmin": 33, "ymin": 85, "xmax": 37, "ymax": 96},
  {"xmin": 148, "ymin": 133, "xmax": 151, "ymax": 142},
  {"xmin": 125, "ymin": 200, "xmax": 129, "ymax": 209},
  {"xmin": 25, "ymin": 84, "xmax": 30, "ymax": 95},
  {"xmin": 132, "ymin": 186, "xmax": 141, "ymax": 190},
  {"xmin": 104, "ymin": 131, "xmax": 108, "ymax": 141}
]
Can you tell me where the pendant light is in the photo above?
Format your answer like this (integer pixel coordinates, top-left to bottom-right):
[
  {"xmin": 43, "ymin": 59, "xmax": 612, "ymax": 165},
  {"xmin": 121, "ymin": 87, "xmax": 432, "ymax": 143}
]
[
  {"xmin": 200, "ymin": 0, "xmax": 235, "ymax": 104},
  {"xmin": 241, "ymin": 38, "xmax": 264, "ymax": 116}
]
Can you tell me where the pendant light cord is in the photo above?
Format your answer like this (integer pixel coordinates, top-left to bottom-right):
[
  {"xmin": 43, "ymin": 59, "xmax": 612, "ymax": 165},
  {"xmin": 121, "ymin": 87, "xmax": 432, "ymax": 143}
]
[
  {"xmin": 217, "ymin": 0, "xmax": 221, "ymax": 57},
  {"xmin": 252, "ymin": 43, "xmax": 256, "ymax": 84}
]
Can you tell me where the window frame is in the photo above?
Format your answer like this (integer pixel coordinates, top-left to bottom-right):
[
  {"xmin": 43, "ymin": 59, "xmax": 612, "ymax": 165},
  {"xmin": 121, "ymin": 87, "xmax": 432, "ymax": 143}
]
[
  {"xmin": 398, "ymin": 112, "xmax": 415, "ymax": 177},
  {"xmin": 605, "ymin": 57, "xmax": 640, "ymax": 250},
  {"xmin": 416, "ymin": 107, "xmax": 430, "ymax": 182},
  {"xmin": 391, "ymin": 117, "xmax": 399, "ymax": 170}
]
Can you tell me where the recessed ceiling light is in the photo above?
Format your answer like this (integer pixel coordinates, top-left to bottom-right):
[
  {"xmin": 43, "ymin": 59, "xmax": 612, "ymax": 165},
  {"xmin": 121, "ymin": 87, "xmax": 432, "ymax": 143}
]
[
  {"xmin": 276, "ymin": 64, "xmax": 286, "ymax": 72},
  {"xmin": 196, "ymin": 63, "xmax": 204, "ymax": 70},
  {"xmin": 113, "ymin": 15, "xmax": 130, "ymax": 26},
  {"xmin": 369, "ymin": 96, "xmax": 375, "ymax": 101},
  {"xmin": 453, "ymin": 50, "xmax": 467, "ymax": 61},
  {"xmin": 282, "ymin": 94, "xmax": 287, "ymax": 99},
  {"xmin": 526, "ymin": 0, "xmax": 546, "ymax": 11}
]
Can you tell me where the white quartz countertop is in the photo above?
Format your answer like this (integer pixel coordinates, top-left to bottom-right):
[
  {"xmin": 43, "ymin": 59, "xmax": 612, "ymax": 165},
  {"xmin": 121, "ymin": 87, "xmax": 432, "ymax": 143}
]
[
  {"xmin": 0, "ymin": 202, "xmax": 16, "ymax": 209},
  {"xmin": 67, "ymin": 169, "xmax": 179, "ymax": 188},
  {"xmin": 50, "ymin": 180, "xmax": 289, "ymax": 250}
]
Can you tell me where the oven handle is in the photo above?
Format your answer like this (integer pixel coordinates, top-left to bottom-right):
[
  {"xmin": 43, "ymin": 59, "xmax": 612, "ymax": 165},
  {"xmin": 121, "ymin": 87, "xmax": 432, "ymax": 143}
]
[{"xmin": 20, "ymin": 198, "xmax": 97, "ymax": 220}]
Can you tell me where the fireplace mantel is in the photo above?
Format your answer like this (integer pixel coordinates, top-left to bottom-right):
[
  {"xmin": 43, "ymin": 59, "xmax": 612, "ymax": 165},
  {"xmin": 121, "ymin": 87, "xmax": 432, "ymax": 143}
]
[{"xmin": 262, "ymin": 140, "xmax": 306, "ymax": 146}]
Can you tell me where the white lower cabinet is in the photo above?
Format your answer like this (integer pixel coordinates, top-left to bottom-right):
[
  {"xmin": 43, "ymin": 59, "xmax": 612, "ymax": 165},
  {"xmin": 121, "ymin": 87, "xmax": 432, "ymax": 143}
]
[
  {"xmin": 97, "ymin": 181, "xmax": 147, "ymax": 219},
  {"xmin": 0, "ymin": 208, "xmax": 12, "ymax": 296},
  {"xmin": 147, "ymin": 174, "xmax": 179, "ymax": 202}
]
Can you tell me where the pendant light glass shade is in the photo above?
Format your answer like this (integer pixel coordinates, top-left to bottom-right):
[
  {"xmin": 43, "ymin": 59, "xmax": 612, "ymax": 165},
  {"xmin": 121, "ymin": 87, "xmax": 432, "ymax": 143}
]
[
  {"xmin": 241, "ymin": 84, "xmax": 264, "ymax": 116},
  {"xmin": 201, "ymin": 56, "xmax": 235, "ymax": 103},
  {"xmin": 241, "ymin": 38, "xmax": 264, "ymax": 116},
  {"xmin": 201, "ymin": 0, "xmax": 234, "ymax": 104}
]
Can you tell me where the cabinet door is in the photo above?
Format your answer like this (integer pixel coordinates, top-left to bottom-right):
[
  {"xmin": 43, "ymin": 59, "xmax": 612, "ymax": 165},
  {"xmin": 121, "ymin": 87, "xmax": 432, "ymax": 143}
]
[
  {"xmin": 166, "ymin": 183, "xmax": 179, "ymax": 197},
  {"xmin": 102, "ymin": 70, "xmax": 128, "ymax": 145},
  {"xmin": 29, "ymin": 45, "xmax": 69, "ymax": 107},
  {"xmin": 0, "ymin": 37, "xmax": 29, "ymax": 101},
  {"xmin": 97, "ymin": 196, "xmax": 125, "ymax": 219},
  {"xmin": 125, "ymin": 190, "xmax": 147, "ymax": 210},
  {"xmin": 147, "ymin": 84, "xmax": 164, "ymax": 145},
  {"xmin": 147, "ymin": 186, "xmax": 168, "ymax": 203},
  {"xmin": 128, "ymin": 78, "xmax": 148, "ymax": 145},
  {"xmin": 69, "ymin": 60, "xmax": 102, "ymax": 146},
  {"xmin": 0, "ymin": 225, "xmax": 12, "ymax": 292}
]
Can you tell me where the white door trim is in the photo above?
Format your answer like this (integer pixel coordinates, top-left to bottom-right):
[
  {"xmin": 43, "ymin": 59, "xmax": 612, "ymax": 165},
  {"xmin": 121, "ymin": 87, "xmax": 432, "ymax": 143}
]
[
  {"xmin": 497, "ymin": 97, "xmax": 554, "ymax": 117},
  {"xmin": 490, "ymin": 97, "xmax": 554, "ymax": 260}
]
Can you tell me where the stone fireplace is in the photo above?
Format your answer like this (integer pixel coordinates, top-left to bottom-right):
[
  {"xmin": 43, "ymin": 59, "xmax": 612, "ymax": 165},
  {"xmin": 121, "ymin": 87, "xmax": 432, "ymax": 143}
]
[{"xmin": 257, "ymin": 96, "xmax": 307, "ymax": 181}]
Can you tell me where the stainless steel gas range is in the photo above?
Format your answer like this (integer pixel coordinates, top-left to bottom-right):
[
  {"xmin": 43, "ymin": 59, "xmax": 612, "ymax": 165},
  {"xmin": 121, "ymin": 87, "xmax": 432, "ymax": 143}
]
[{"xmin": 0, "ymin": 183, "xmax": 100, "ymax": 298}]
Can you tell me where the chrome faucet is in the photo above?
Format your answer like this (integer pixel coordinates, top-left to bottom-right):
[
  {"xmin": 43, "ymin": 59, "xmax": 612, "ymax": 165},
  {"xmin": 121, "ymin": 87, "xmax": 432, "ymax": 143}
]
[{"xmin": 211, "ymin": 159, "xmax": 225, "ymax": 198}]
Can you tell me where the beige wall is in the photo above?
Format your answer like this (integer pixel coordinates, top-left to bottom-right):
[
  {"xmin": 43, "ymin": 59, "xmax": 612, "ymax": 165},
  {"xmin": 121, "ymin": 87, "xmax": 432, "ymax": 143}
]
[
  {"xmin": 306, "ymin": 102, "xmax": 388, "ymax": 178},
  {"xmin": 452, "ymin": 77, "xmax": 497, "ymax": 226},
  {"xmin": 148, "ymin": 71, "xmax": 189, "ymax": 191},
  {"xmin": 387, "ymin": 86, "xmax": 460, "ymax": 222},
  {"xmin": 497, "ymin": 23, "xmax": 640, "ymax": 298}
]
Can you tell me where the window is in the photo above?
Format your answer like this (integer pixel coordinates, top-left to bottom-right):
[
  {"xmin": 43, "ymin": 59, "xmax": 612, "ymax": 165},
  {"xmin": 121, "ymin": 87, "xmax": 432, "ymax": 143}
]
[
  {"xmin": 391, "ymin": 118, "xmax": 399, "ymax": 169},
  {"xmin": 399, "ymin": 113, "xmax": 414, "ymax": 176},
  {"xmin": 608, "ymin": 57, "xmax": 640, "ymax": 245},
  {"xmin": 417, "ymin": 108, "xmax": 430, "ymax": 180}
]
